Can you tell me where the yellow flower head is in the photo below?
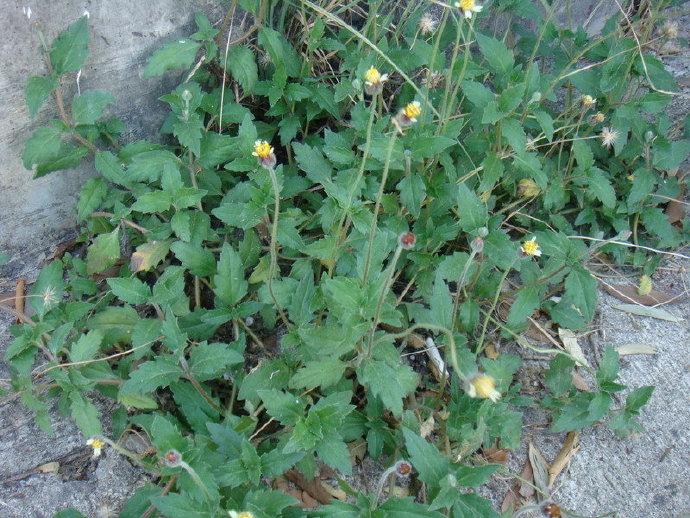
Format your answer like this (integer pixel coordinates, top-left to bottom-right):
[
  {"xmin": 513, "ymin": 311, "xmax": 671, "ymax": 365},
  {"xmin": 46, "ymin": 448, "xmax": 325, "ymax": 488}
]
[
  {"xmin": 252, "ymin": 140, "xmax": 277, "ymax": 169},
  {"xmin": 365, "ymin": 67, "xmax": 381, "ymax": 84},
  {"xmin": 364, "ymin": 67, "xmax": 388, "ymax": 95},
  {"xmin": 467, "ymin": 374, "xmax": 501, "ymax": 402},
  {"xmin": 229, "ymin": 512, "xmax": 255, "ymax": 518},
  {"xmin": 252, "ymin": 140, "xmax": 273, "ymax": 159},
  {"xmin": 404, "ymin": 101, "xmax": 422, "ymax": 121},
  {"xmin": 86, "ymin": 437, "xmax": 106, "ymax": 458},
  {"xmin": 455, "ymin": 0, "xmax": 483, "ymax": 19},
  {"xmin": 521, "ymin": 236, "xmax": 542, "ymax": 257}
]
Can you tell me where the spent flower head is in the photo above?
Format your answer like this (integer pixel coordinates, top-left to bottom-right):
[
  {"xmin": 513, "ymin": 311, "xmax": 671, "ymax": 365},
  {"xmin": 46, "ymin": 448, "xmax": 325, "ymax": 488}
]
[
  {"xmin": 398, "ymin": 231, "xmax": 416, "ymax": 250},
  {"xmin": 520, "ymin": 236, "xmax": 542, "ymax": 257},
  {"xmin": 419, "ymin": 13, "xmax": 438, "ymax": 34},
  {"xmin": 454, "ymin": 0, "xmax": 483, "ymax": 19},
  {"xmin": 252, "ymin": 140, "xmax": 277, "ymax": 169},
  {"xmin": 659, "ymin": 21, "xmax": 679, "ymax": 40},
  {"xmin": 600, "ymin": 127, "xmax": 620, "ymax": 149},
  {"xmin": 394, "ymin": 460, "xmax": 413, "ymax": 477},
  {"xmin": 163, "ymin": 449, "xmax": 183, "ymax": 467},
  {"xmin": 364, "ymin": 66, "xmax": 388, "ymax": 95},
  {"xmin": 86, "ymin": 437, "xmax": 106, "ymax": 458},
  {"xmin": 589, "ymin": 112, "xmax": 605, "ymax": 125},
  {"xmin": 466, "ymin": 374, "xmax": 501, "ymax": 402}
]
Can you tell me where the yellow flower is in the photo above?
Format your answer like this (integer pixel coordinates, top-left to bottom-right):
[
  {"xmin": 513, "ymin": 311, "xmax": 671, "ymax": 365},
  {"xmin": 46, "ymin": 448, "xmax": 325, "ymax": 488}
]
[
  {"xmin": 252, "ymin": 140, "xmax": 277, "ymax": 169},
  {"xmin": 86, "ymin": 437, "xmax": 106, "ymax": 458},
  {"xmin": 229, "ymin": 512, "xmax": 255, "ymax": 518},
  {"xmin": 364, "ymin": 67, "xmax": 388, "ymax": 95},
  {"xmin": 454, "ymin": 0, "xmax": 483, "ymax": 19},
  {"xmin": 518, "ymin": 179, "xmax": 541, "ymax": 197},
  {"xmin": 403, "ymin": 101, "xmax": 422, "ymax": 121},
  {"xmin": 521, "ymin": 236, "xmax": 542, "ymax": 257},
  {"xmin": 467, "ymin": 374, "xmax": 501, "ymax": 402}
]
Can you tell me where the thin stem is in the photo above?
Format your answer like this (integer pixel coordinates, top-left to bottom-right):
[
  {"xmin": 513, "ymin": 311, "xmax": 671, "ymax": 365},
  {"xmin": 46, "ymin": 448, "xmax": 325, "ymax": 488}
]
[
  {"xmin": 266, "ymin": 167, "xmax": 292, "ymax": 329},
  {"xmin": 366, "ymin": 245, "xmax": 403, "ymax": 358}
]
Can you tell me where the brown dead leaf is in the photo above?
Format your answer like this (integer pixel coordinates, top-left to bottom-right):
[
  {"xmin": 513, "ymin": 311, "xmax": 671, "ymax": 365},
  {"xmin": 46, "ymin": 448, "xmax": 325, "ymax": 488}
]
[
  {"xmin": 284, "ymin": 469, "xmax": 333, "ymax": 505},
  {"xmin": 571, "ymin": 370, "xmax": 591, "ymax": 391},
  {"xmin": 420, "ymin": 415, "xmax": 435, "ymax": 439},
  {"xmin": 484, "ymin": 343, "xmax": 500, "ymax": 359},
  {"xmin": 602, "ymin": 283, "xmax": 680, "ymax": 306},
  {"xmin": 483, "ymin": 440, "xmax": 510, "ymax": 463},
  {"xmin": 501, "ymin": 461, "xmax": 533, "ymax": 513},
  {"xmin": 528, "ymin": 443, "xmax": 550, "ymax": 498},
  {"xmin": 348, "ymin": 438, "xmax": 367, "ymax": 463},
  {"xmin": 548, "ymin": 431, "xmax": 580, "ymax": 488},
  {"xmin": 320, "ymin": 481, "xmax": 347, "ymax": 501},
  {"xmin": 15, "ymin": 278, "xmax": 25, "ymax": 320},
  {"xmin": 665, "ymin": 183, "xmax": 686, "ymax": 224}
]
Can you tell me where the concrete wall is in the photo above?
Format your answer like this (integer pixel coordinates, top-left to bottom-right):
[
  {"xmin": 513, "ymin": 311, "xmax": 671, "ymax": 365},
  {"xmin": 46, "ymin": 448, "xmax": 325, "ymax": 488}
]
[{"xmin": 0, "ymin": 0, "xmax": 224, "ymax": 270}]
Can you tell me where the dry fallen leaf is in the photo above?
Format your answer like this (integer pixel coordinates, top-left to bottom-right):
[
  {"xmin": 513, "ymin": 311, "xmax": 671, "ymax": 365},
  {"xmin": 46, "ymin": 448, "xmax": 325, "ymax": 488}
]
[
  {"xmin": 320, "ymin": 481, "xmax": 347, "ymax": 501},
  {"xmin": 558, "ymin": 328, "xmax": 590, "ymax": 368},
  {"xmin": 548, "ymin": 431, "xmax": 580, "ymax": 488},
  {"xmin": 501, "ymin": 461, "xmax": 534, "ymax": 513},
  {"xmin": 38, "ymin": 462, "xmax": 60, "ymax": 473},
  {"xmin": 420, "ymin": 415, "xmax": 435, "ymax": 439},
  {"xmin": 571, "ymin": 370, "xmax": 591, "ymax": 391},
  {"xmin": 484, "ymin": 343, "xmax": 500, "ymax": 359},
  {"xmin": 615, "ymin": 343, "xmax": 659, "ymax": 355},
  {"xmin": 603, "ymin": 283, "xmax": 680, "ymax": 306},
  {"xmin": 284, "ymin": 469, "xmax": 333, "ymax": 505},
  {"xmin": 483, "ymin": 440, "xmax": 510, "ymax": 463},
  {"xmin": 528, "ymin": 442, "xmax": 550, "ymax": 499},
  {"xmin": 612, "ymin": 303, "xmax": 684, "ymax": 322}
]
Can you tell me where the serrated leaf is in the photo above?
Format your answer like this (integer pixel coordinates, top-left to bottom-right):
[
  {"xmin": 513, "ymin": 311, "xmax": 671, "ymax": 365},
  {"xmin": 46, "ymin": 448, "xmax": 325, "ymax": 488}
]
[
  {"xmin": 213, "ymin": 243, "xmax": 248, "ymax": 306},
  {"xmin": 507, "ymin": 285, "xmax": 540, "ymax": 327},
  {"xmin": 357, "ymin": 360, "xmax": 418, "ymax": 417},
  {"xmin": 143, "ymin": 39, "xmax": 201, "ymax": 78},
  {"xmin": 173, "ymin": 114, "xmax": 204, "ymax": 156},
  {"xmin": 76, "ymin": 177, "xmax": 107, "ymax": 222},
  {"xmin": 451, "ymin": 493, "xmax": 501, "ymax": 518},
  {"xmin": 544, "ymin": 354, "xmax": 575, "ymax": 396},
  {"xmin": 106, "ymin": 277, "xmax": 151, "ymax": 305},
  {"xmin": 409, "ymin": 136, "xmax": 455, "ymax": 158},
  {"xmin": 189, "ymin": 342, "xmax": 243, "ymax": 381},
  {"xmin": 72, "ymin": 90, "xmax": 116, "ymax": 124},
  {"xmin": 130, "ymin": 239, "xmax": 172, "ymax": 272},
  {"xmin": 150, "ymin": 494, "xmax": 214, "ymax": 518},
  {"xmin": 25, "ymin": 76, "xmax": 58, "ymax": 117},
  {"xmin": 223, "ymin": 45, "xmax": 258, "ymax": 93},
  {"xmin": 257, "ymin": 389, "xmax": 305, "ymax": 426},
  {"xmin": 86, "ymin": 228, "xmax": 120, "ymax": 275},
  {"xmin": 50, "ymin": 16, "xmax": 89, "ymax": 75},
  {"xmin": 378, "ymin": 497, "xmax": 447, "ymax": 518},
  {"xmin": 625, "ymin": 386, "xmax": 654, "ymax": 412},
  {"xmin": 534, "ymin": 110, "xmax": 554, "ymax": 142},
  {"xmin": 170, "ymin": 241, "xmax": 216, "ymax": 276},
  {"xmin": 293, "ymin": 142, "xmax": 333, "ymax": 185},
  {"xmin": 69, "ymin": 330, "xmax": 103, "ymax": 363},
  {"xmin": 397, "ymin": 175, "xmax": 426, "ymax": 218},
  {"xmin": 403, "ymin": 428, "xmax": 449, "ymax": 485},
  {"xmin": 475, "ymin": 33, "xmax": 514, "ymax": 76},
  {"xmin": 117, "ymin": 392, "xmax": 159, "ymax": 409},
  {"xmin": 289, "ymin": 359, "xmax": 347, "ymax": 390},
  {"xmin": 120, "ymin": 357, "xmax": 183, "ymax": 394},
  {"xmin": 564, "ymin": 267, "xmax": 597, "ymax": 321},
  {"xmin": 22, "ymin": 126, "xmax": 62, "ymax": 170},
  {"xmin": 587, "ymin": 169, "xmax": 616, "ymax": 208},
  {"xmin": 69, "ymin": 392, "xmax": 102, "ymax": 437},
  {"xmin": 456, "ymin": 183, "xmax": 488, "ymax": 232}
]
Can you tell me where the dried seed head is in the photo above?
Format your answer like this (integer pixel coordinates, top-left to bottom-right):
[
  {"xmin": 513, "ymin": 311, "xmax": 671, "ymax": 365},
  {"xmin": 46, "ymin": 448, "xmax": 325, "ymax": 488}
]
[
  {"xmin": 395, "ymin": 460, "xmax": 413, "ymax": 477},
  {"xmin": 398, "ymin": 231, "xmax": 416, "ymax": 250}
]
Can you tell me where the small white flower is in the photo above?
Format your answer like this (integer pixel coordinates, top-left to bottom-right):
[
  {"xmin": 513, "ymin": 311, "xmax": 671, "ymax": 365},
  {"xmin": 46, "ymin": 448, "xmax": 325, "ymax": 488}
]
[{"xmin": 86, "ymin": 437, "xmax": 105, "ymax": 458}]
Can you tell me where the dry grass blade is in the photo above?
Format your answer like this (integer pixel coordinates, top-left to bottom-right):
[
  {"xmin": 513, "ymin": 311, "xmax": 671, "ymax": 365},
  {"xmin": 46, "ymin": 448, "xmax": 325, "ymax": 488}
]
[
  {"xmin": 548, "ymin": 431, "xmax": 580, "ymax": 488},
  {"xmin": 615, "ymin": 343, "xmax": 659, "ymax": 355},
  {"xmin": 612, "ymin": 303, "xmax": 684, "ymax": 322},
  {"xmin": 558, "ymin": 328, "xmax": 590, "ymax": 368}
]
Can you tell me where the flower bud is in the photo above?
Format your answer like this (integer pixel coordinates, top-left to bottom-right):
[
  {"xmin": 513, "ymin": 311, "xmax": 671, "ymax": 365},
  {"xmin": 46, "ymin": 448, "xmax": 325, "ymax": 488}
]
[
  {"xmin": 470, "ymin": 237, "xmax": 484, "ymax": 253},
  {"xmin": 164, "ymin": 449, "xmax": 182, "ymax": 467},
  {"xmin": 395, "ymin": 460, "xmax": 413, "ymax": 477},
  {"xmin": 398, "ymin": 231, "xmax": 416, "ymax": 250}
]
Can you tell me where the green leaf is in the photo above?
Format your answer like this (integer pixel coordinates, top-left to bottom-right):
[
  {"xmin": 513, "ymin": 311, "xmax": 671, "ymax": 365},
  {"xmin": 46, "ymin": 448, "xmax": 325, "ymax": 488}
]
[
  {"xmin": 69, "ymin": 330, "xmax": 103, "ymax": 363},
  {"xmin": 378, "ymin": 496, "xmax": 447, "ymax": 518},
  {"xmin": 497, "ymin": 83, "xmax": 525, "ymax": 114},
  {"xmin": 143, "ymin": 39, "xmax": 201, "ymax": 78},
  {"xmin": 86, "ymin": 228, "xmax": 120, "ymax": 275},
  {"xmin": 53, "ymin": 510, "xmax": 88, "ymax": 518},
  {"xmin": 213, "ymin": 243, "xmax": 248, "ymax": 306},
  {"xmin": 357, "ymin": 360, "xmax": 418, "ymax": 417},
  {"xmin": 258, "ymin": 27, "xmax": 301, "ymax": 78},
  {"xmin": 25, "ymin": 76, "xmax": 58, "ymax": 117},
  {"xmin": 289, "ymin": 359, "xmax": 347, "ymax": 390},
  {"xmin": 429, "ymin": 274, "xmax": 453, "ymax": 330},
  {"xmin": 454, "ymin": 463, "xmax": 500, "ymax": 487},
  {"xmin": 170, "ymin": 241, "xmax": 216, "ymax": 277},
  {"xmin": 173, "ymin": 114, "xmax": 204, "ymax": 156},
  {"xmin": 596, "ymin": 346, "xmax": 620, "ymax": 385},
  {"xmin": 261, "ymin": 448, "xmax": 304, "ymax": 478},
  {"xmin": 258, "ymin": 389, "xmax": 305, "ymax": 426},
  {"xmin": 402, "ymin": 428, "xmax": 449, "ymax": 485},
  {"xmin": 22, "ymin": 126, "xmax": 61, "ymax": 170},
  {"xmin": 456, "ymin": 183, "xmax": 488, "ymax": 232},
  {"xmin": 534, "ymin": 110, "xmax": 554, "ymax": 142},
  {"xmin": 86, "ymin": 306, "xmax": 139, "ymax": 344},
  {"xmin": 544, "ymin": 355, "xmax": 575, "ymax": 396},
  {"xmin": 292, "ymin": 142, "xmax": 333, "ymax": 185},
  {"xmin": 117, "ymin": 392, "xmax": 158, "ymax": 410},
  {"xmin": 409, "ymin": 136, "xmax": 455, "ymax": 158},
  {"xmin": 587, "ymin": 391, "xmax": 612, "ymax": 423},
  {"xmin": 609, "ymin": 410, "xmax": 644, "ymax": 438},
  {"xmin": 150, "ymin": 494, "xmax": 214, "ymax": 518},
  {"xmin": 475, "ymin": 33, "xmax": 514, "ymax": 76},
  {"xmin": 131, "ymin": 240, "xmax": 172, "ymax": 272},
  {"xmin": 452, "ymin": 493, "xmax": 501, "ymax": 518},
  {"xmin": 625, "ymin": 386, "xmax": 654, "ymax": 412},
  {"xmin": 461, "ymin": 81, "xmax": 494, "ymax": 108},
  {"xmin": 507, "ymin": 285, "xmax": 540, "ymax": 327},
  {"xmin": 222, "ymin": 46, "xmax": 258, "ymax": 93},
  {"xmin": 95, "ymin": 150, "xmax": 129, "ymax": 186},
  {"xmin": 315, "ymin": 434, "xmax": 352, "ymax": 474},
  {"xmin": 76, "ymin": 177, "xmax": 107, "ymax": 222},
  {"xmin": 587, "ymin": 169, "xmax": 616, "ymax": 208},
  {"xmin": 397, "ymin": 174, "xmax": 426, "ymax": 218},
  {"xmin": 107, "ymin": 277, "xmax": 152, "ymax": 305},
  {"xmin": 50, "ymin": 16, "xmax": 89, "ymax": 75},
  {"xmin": 69, "ymin": 392, "xmax": 102, "ymax": 437},
  {"xmin": 563, "ymin": 267, "xmax": 597, "ymax": 321},
  {"xmin": 189, "ymin": 341, "xmax": 243, "ymax": 381},
  {"xmin": 72, "ymin": 90, "xmax": 116, "ymax": 124},
  {"xmin": 120, "ymin": 357, "xmax": 184, "ymax": 394},
  {"xmin": 572, "ymin": 140, "xmax": 594, "ymax": 170}
]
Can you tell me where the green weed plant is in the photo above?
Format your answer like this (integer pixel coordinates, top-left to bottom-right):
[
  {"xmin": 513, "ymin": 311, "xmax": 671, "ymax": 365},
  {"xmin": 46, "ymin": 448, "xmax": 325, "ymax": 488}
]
[{"xmin": 8, "ymin": 0, "xmax": 688, "ymax": 516}]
